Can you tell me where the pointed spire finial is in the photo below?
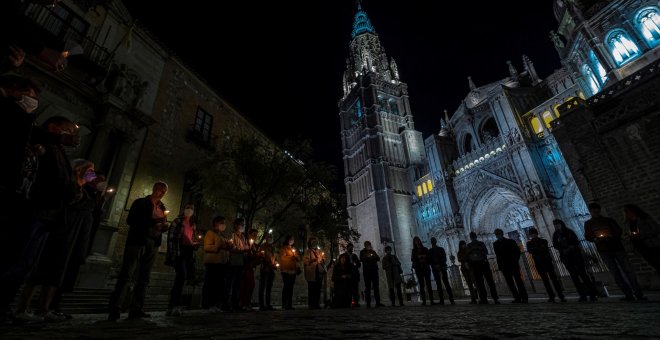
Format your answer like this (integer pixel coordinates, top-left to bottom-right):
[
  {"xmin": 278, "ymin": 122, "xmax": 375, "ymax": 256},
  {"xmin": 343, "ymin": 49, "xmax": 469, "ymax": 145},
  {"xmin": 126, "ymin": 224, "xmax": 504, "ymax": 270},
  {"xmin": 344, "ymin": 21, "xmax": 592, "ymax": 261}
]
[
  {"xmin": 507, "ymin": 60, "xmax": 518, "ymax": 79},
  {"xmin": 439, "ymin": 109, "xmax": 451, "ymax": 137},
  {"xmin": 352, "ymin": 0, "xmax": 375, "ymax": 38},
  {"xmin": 468, "ymin": 76, "xmax": 476, "ymax": 91},
  {"xmin": 522, "ymin": 55, "xmax": 540, "ymax": 84}
]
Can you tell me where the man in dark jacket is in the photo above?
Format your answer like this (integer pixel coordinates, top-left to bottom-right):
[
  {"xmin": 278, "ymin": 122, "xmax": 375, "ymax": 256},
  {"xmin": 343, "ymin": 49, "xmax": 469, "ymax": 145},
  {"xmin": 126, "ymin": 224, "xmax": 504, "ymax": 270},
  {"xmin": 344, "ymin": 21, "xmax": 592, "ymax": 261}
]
[
  {"xmin": 493, "ymin": 228, "xmax": 528, "ymax": 303},
  {"xmin": 108, "ymin": 182, "xmax": 168, "ymax": 321},
  {"xmin": 428, "ymin": 237, "xmax": 454, "ymax": 304},
  {"xmin": 526, "ymin": 228, "xmax": 565, "ymax": 302},
  {"xmin": 552, "ymin": 219, "xmax": 597, "ymax": 302},
  {"xmin": 584, "ymin": 203, "xmax": 645, "ymax": 301},
  {"xmin": 345, "ymin": 243, "xmax": 362, "ymax": 307},
  {"xmin": 466, "ymin": 232, "xmax": 499, "ymax": 304},
  {"xmin": 359, "ymin": 241, "xmax": 383, "ymax": 308}
]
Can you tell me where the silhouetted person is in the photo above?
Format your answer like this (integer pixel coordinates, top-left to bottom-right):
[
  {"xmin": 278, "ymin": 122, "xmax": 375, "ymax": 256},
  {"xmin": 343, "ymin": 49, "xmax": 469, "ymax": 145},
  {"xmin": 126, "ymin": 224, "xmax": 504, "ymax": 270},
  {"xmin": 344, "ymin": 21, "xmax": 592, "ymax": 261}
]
[
  {"xmin": 359, "ymin": 241, "xmax": 383, "ymax": 307},
  {"xmin": 493, "ymin": 228, "xmax": 528, "ymax": 303},
  {"xmin": 466, "ymin": 232, "xmax": 499, "ymax": 304},
  {"xmin": 345, "ymin": 243, "xmax": 361, "ymax": 307},
  {"xmin": 332, "ymin": 253, "xmax": 353, "ymax": 308},
  {"xmin": 382, "ymin": 246, "xmax": 404, "ymax": 306},
  {"xmin": 526, "ymin": 228, "xmax": 565, "ymax": 302},
  {"xmin": 411, "ymin": 236, "xmax": 434, "ymax": 305},
  {"xmin": 584, "ymin": 203, "xmax": 645, "ymax": 301},
  {"xmin": 429, "ymin": 237, "xmax": 454, "ymax": 305},
  {"xmin": 623, "ymin": 204, "xmax": 660, "ymax": 275},
  {"xmin": 552, "ymin": 219, "xmax": 597, "ymax": 302},
  {"xmin": 457, "ymin": 240, "xmax": 478, "ymax": 304}
]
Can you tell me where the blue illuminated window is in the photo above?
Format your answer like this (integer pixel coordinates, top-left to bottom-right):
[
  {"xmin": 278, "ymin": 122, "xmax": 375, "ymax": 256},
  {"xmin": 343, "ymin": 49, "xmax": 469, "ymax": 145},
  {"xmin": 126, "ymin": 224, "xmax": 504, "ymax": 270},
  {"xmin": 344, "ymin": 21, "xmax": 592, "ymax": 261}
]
[
  {"xmin": 589, "ymin": 50, "xmax": 607, "ymax": 85},
  {"xmin": 636, "ymin": 8, "xmax": 660, "ymax": 46},
  {"xmin": 357, "ymin": 99, "xmax": 363, "ymax": 118},
  {"xmin": 582, "ymin": 64, "xmax": 601, "ymax": 95},
  {"xmin": 606, "ymin": 30, "xmax": 640, "ymax": 66}
]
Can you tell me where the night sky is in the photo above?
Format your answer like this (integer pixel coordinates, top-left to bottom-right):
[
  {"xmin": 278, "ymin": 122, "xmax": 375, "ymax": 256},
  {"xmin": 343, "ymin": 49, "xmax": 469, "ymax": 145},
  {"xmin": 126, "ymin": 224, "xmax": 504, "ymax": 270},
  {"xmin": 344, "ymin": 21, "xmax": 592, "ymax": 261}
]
[{"xmin": 124, "ymin": 0, "xmax": 561, "ymax": 191}]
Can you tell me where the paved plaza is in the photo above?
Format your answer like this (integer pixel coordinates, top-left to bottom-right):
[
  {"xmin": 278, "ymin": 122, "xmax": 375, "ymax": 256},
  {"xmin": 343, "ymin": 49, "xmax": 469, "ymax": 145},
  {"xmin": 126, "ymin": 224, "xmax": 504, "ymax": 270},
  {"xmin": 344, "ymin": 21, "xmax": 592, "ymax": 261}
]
[{"xmin": 1, "ymin": 296, "xmax": 659, "ymax": 339}]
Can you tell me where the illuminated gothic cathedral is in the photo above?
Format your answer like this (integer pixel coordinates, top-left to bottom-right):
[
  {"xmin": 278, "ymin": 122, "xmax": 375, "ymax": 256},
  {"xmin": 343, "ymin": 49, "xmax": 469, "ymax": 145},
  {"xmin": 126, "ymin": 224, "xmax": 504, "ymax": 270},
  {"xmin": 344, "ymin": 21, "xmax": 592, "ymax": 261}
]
[{"xmin": 340, "ymin": 0, "xmax": 660, "ymax": 272}]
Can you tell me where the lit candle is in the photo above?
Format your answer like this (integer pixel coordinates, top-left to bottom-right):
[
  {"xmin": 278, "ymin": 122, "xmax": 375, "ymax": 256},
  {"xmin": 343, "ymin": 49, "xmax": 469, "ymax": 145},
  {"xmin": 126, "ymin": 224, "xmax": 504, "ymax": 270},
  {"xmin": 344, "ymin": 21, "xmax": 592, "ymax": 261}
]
[
  {"xmin": 106, "ymin": 187, "xmax": 114, "ymax": 193},
  {"xmin": 268, "ymin": 229, "xmax": 273, "ymax": 234},
  {"xmin": 249, "ymin": 239, "xmax": 254, "ymax": 246},
  {"xmin": 164, "ymin": 210, "xmax": 170, "ymax": 218}
]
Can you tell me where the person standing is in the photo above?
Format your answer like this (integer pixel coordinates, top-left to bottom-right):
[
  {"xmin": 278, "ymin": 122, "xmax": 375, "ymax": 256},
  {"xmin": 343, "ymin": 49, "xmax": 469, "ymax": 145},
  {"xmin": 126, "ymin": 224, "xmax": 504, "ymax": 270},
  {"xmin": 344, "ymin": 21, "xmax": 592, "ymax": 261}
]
[
  {"xmin": 584, "ymin": 203, "xmax": 645, "ymax": 301},
  {"xmin": 304, "ymin": 237, "xmax": 326, "ymax": 310},
  {"xmin": 623, "ymin": 204, "xmax": 660, "ymax": 275},
  {"xmin": 280, "ymin": 235, "xmax": 300, "ymax": 310},
  {"xmin": 202, "ymin": 216, "xmax": 230, "ymax": 312},
  {"xmin": 411, "ymin": 237, "xmax": 434, "ymax": 305},
  {"xmin": 428, "ymin": 237, "xmax": 455, "ymax": 305},
  {"xmin": 258, "ymin": 234, "xmax": 277, "ymax": 311},
  {"xmin": 526, "ymin": 228, "xmax": 565, "ymax": 302},
  {"xmin": 466, "ymin": 232, "xmax": 499, "ymax": 304},
  {"xmin": 456, "ymin": 240, "xmax": 478, "ymax": 304},
  {"xmin": 359, "ymin": 241, "xmax": 384, "ymax": 308},
  {"xmin": 165, "ymin": 204, "xmax": 199, "ymax": 316},
  {"xmin": 345, "ymin": 243, "xmax": 361, "ymax": 307},
  {"xmin": 381, "ymin": 246, "xmax": 404, "ymax": 306},
  {"xmin": 493, "ymin": 228, "xmax": 528, "ymax": 303},
  {"xmin": 228, "ymin": 218, "xmax": 249, "ymax": 311},
  {"xmin": 239, "ymin": 228, "xmax": 259, "ymax": 310},
  {"xmin": 552, "ymin": 219, "xmax": 597, "ymax": 302},
  {"xmin": 331, "ymin": 253, "xmax": 353, "ymax": 308},
  {"xmin": 108, "ymin": 182, "xmax": 168, "ymax": 321}
]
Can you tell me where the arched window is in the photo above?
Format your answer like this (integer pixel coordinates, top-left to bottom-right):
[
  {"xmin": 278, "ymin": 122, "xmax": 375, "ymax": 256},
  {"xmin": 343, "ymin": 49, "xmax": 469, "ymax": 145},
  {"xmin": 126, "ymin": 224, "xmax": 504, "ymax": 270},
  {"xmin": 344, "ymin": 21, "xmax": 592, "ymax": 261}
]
[
  {"xmin": 463, "ymin": 134, "xmax": 474, "ymax": 154},
  {"xmin": 636, "ymin": 8, "xmax": 660, "ymax": 46},
  {"xmin": 530, "ymin": 117, "xmax": 543, "ymax": 134},
  {"xmin": 606, "ymin": 30, "xmax": 640, "ymax": 66},
  {"xmin": 479, "ymin": 117, "xmax": 500, "ymax": 142},
  {"xmin": 589, "ymin": 50, "xmax": 607, "ymax": 85},
  {"xmin": 582, "ymin": 64, "xmax": 601, "ymax": 95},
  {"xmin": 427, "ymin": 179, "xmax": 433, "ymax": 192},
  {"xmin": 542, "ymin": 111, "xmax": 554, "ymax": 128},
  {"xmin": 553, "ymin": 104, "xmax": 561, "ymax": 118}
]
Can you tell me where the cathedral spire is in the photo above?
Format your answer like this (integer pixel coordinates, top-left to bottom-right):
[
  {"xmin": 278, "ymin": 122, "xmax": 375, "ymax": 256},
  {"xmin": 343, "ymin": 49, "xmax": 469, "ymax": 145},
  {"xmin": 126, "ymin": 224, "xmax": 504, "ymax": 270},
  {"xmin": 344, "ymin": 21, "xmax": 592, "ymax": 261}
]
[
  {"xmin": 522, "ymin": 55, "xmax": 540, "ymax": 84},
  {"xmin": 352, "ymin": 1, "xmax": 375, "ymax": 38},
  {"xmin": 507, "ymin": 60, "xmax": 519, "ymax": 79},
  {"xmin": 439, "ymin": 109, "xmax": 451, "ymax": 137},
  {"xmin": 468, "ymin": 76, "xmax": 476, "ymax": 91}
]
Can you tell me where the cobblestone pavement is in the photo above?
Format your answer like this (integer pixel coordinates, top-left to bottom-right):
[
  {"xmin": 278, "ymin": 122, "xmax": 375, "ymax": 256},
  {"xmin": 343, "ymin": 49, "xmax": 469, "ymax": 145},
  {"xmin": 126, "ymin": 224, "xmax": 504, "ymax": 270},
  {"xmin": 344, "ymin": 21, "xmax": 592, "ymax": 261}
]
[{"xmin": 1, "ymin": 296, "xmax": 660, "ymax": 339}]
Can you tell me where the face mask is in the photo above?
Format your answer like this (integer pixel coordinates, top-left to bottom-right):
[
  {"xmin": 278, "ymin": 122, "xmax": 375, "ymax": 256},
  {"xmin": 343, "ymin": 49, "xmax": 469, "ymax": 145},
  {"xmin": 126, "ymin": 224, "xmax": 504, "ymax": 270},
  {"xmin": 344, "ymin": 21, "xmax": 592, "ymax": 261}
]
[
  {"xmin": 184, "ymin": 208, "xmax": 194, "ymax": 217},
  {"xmin": 95, "ymin": 181, "xmax": 108, "ymax": 192},
  {"xmin": 83, "ymin": 170, "xmax": 97, "ymax": 183},
  {"xmin": 16, "ymin": 95, "xmax": 38, "ymax": 113},
  {"xmin": 239, "ymin": 226, "xmax": 245, "ymax": 233},
  {"xmin": 288, "ymin": 240, "xmax": 294, "ymax": 246}
]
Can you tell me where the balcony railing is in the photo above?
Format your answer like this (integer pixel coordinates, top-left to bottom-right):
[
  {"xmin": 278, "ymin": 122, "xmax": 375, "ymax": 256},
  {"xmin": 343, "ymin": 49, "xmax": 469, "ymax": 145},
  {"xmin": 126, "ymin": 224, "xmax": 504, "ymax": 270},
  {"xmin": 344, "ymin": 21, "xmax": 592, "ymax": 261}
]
[{"xmin": 452, "ymin": 136, "xmax": 506, "ymax": 176}]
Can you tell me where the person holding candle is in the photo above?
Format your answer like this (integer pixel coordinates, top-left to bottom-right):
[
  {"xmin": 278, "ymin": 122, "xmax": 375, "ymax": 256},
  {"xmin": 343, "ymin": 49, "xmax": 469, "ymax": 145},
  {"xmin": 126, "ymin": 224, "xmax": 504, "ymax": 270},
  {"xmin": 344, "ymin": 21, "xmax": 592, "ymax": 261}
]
[
  {"xmin": 239, "ymin": 228, "xmax": 259, "ymax": 310},
  {"xmin": 359, "ymin": 241, "xmax": 383, "ymax": 308},
  {"xmin": 280, "ymin": 235, "xmax": 300, "ymax": 310},
  {"xmin": 304, "ymin": 237, "xmax": 326, "ymax": 310},
  {"xmin": 345, "ymin": 243, "xmax": 362, "ymax": 307},
  {"xmin": 228, "ymin": 218, "xmax": 249, "ymax": 311},
  {"xmin": 258, "ymin": 233, "xmax": 277, "ymax": 311},
  {"xmin": 584, "ymin": 203, "xmax": 645, "ymax": 301},
  {"xmin": 202, "ymin": 215, "xmax": 230, "ymax": 313},
  {"xmin": 623, "ymin": 204, "xmax": 660, "ymax": 275},
  {"xmin": 108, "ymin": 181, "xmax": 168, "ymax": 321},
  {"xmin": 552, "ymin": 219, "xmax": 597, "ymax": 302},
  {"xmin": 165, "ymin": 203, "xmax": 199, "ymax": 316}
]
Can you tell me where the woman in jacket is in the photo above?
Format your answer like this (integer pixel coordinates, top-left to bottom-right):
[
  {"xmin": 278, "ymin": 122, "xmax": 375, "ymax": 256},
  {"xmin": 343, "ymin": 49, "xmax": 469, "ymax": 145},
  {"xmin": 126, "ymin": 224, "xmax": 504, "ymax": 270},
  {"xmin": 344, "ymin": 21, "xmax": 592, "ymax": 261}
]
[
  {"xmin": 279, "ymin": 235, "xmax": 300, "ymax": 310},
  {"xmin": 165, "ymin": 203, "xmax": 199, "ymax": 316},
  {"xmin": 411, "ymin": 236, "xmax": 434, "ymax": 305},
  {"xmin": 202, "ymin": 215, "xmax": 230, "ymax": 312},
  {"xmin": 304, "ymin": 237, "xmax": 326, "ymax": 309}
]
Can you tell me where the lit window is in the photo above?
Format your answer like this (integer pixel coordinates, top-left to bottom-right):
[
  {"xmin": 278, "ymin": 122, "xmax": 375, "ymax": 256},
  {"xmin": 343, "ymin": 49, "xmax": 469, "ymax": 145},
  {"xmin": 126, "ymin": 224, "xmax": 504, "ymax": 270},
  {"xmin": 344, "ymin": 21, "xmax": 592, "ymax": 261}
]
[
  {"xmin": 589, "ymin": 50, "xmax": 608, "ymax": 85},
  {"xmin": 417, "ymin": 185, "xmax": 423, "ymax": 197},
  {"xmin": 637, "ymin": 8, "xmax": 660, "ymax": 46},
  {"xmin": 422, "ymin": 182, "xmax": 428, "ymax": 194},
  {"xmin": 530, "ymin": 117, "xmax": 543, "ymax": 134},
  {"xmin": 582, "ymin": 64, "xmax": 601, "ymax": 95},
  {"xmin": 542, "ymin": 111, "xmax": 554, "ymax": 128},
  {"xmin": 607, "ymin": 30, "xmax": 640, "ymax": 66},
  {"xmin": 427, "ymin": 179, "xmax": 433, "ymax": 192}
]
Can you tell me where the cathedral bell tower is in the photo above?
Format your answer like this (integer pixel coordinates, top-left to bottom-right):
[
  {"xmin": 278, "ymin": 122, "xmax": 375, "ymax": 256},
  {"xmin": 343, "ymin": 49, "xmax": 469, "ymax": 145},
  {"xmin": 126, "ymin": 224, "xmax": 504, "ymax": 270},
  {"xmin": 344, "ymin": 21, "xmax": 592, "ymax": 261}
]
[{"xmin": 339, "ymin": 1, "xmax": 425, "ymax": 271}]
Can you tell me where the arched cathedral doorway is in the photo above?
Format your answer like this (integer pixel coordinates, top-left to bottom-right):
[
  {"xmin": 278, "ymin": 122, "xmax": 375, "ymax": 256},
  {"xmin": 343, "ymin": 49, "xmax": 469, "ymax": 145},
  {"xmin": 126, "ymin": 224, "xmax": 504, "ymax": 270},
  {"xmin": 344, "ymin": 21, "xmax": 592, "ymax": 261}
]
[{"xmin": 467, "ymin": 186, "xmax": 533, "ymax": 245}]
